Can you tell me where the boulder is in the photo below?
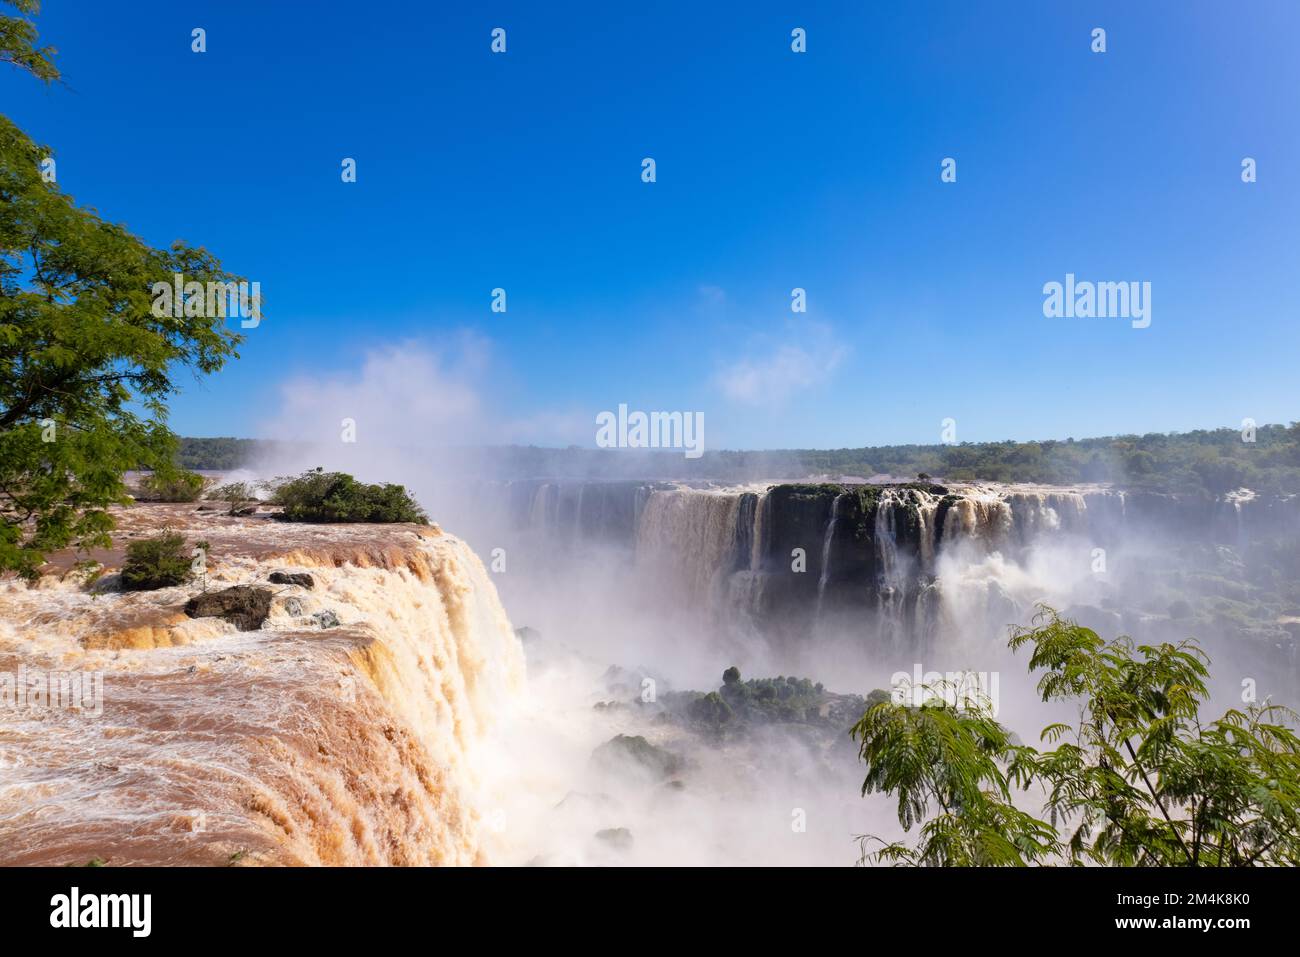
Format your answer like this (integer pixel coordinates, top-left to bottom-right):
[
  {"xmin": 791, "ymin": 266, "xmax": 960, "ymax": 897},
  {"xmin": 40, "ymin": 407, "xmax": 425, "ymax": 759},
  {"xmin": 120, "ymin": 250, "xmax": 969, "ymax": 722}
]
[
  {"xmin": 269, "ymin": 571, "xmax": 315, "ymax": 589},
  {"xmin": 313, "ymin": 609, "xmax": 340, "ymax": 629},
  {"xmin": 590, "ymin": 734, "xmax": 683, "ymax": 780},
  {"xmin": 184, "ymin": 586, "xmax": 272, "ymax": 631},
  {"xmin": 595, "ymin": 828, "xmax": 633, "ymax": 851}
]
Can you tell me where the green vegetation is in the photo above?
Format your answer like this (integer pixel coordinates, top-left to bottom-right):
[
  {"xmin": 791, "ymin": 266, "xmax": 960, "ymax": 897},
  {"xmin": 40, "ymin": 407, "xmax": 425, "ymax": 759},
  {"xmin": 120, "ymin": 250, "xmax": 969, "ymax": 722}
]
[
  {"xmin": 210, "ymin": 481, "xmax": 257, "ymax": 515},
  {"xmin": 269, "ymin": 468, "xmax": 427, "ymax": 524},
  {"xmin": 591, "ymin": 734, "xmax": 684, "ymax": 780},
  {"xmin": 177, "ymin": 425, "xmax": 1300, "ymax": 497},
  {"xmin": 1, "ymin": 4, "xmax": 245, "ymax": 578},
  {"xmin": 789, "ymin": 424, "xmax": 1300, "ymax": 495},
  {"xmin": 132, "ymin": 470, "xmax": 208, "ymax": 502},
  {"xmin": 120, "ymin": 529, "xmax": 193, "ymax": 591},
  {"xmin": 852, "ymin": 607, "xmax": 1300, "ymax": 866},
  {"xmin": 657, "ymin": 667, "xmax": 884, "ymax": 742},
  {"xmin": 177, "ymin": 436, "xmax": 266, "ymax": 471}
]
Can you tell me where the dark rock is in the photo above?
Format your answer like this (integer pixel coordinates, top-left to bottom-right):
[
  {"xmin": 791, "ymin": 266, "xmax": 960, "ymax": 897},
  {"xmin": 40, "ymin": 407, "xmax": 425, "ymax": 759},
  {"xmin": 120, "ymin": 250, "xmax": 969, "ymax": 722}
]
[
  {"xmin": 269, "ymin": 571, "xmax": 315, "ymax": 589},
  {"xmin": 184, "ymin": 586, "xmax": 272, "ymax": 631},
  {"xmin": 313, "ymin": 609, "xmax": 340, "ymax": 629},
  {"xmin": 595, "ymin": 827, "xmax": 633, "ymax": 850},
  {"xmin": 590, "ymin": 734, "xmax": 684, "ymax": 780}
]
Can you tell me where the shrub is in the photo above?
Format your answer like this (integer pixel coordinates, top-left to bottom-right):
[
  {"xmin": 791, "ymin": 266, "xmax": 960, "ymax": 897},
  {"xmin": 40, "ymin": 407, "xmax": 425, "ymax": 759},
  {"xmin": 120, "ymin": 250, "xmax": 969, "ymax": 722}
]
[
  {"xmin": 120, "ymin": 529, "xmax": 193, "ymax": 591},
  {"xmin": 210, "ymin": 481, "xmax": 257, "ymax": 515},
  {"xmin": 132, "ymin": 470, "xmax": 208, "ymax": 503},
  {"xmin": 268, "ymin": 469, "xmax": 427, "ymax": 524}
]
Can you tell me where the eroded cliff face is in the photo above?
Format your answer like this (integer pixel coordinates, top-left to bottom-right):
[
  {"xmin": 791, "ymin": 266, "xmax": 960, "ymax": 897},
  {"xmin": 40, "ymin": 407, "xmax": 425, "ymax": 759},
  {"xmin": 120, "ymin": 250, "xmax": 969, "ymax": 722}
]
[{"xmin": 0, "ymin": 505, "xmax": 525, "ymax": 866}]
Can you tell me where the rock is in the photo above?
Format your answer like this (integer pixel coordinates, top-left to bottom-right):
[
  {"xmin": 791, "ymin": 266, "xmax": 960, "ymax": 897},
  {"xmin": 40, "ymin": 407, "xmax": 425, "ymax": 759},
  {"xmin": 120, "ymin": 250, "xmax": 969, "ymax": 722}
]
[
  {"xmin": 313, "ymin": 609, "xmax": 340, "ymax": 629},
  {"xmin": 590, "ymin": 734, "xmax": 684, "ymax": 780},
  {"xmin": 595, "ymin": 827, "xmax": 633, "ymax": 850},
  {"xmin": 269, "ymin": 571, "xmax": 315, "ymax": 589},
  {"xmin": 283, "ymin": 597, "xmax": 304, "ymax": 617},
  {"xmin": 184, "ymin": 586, "xmax": 272, "ymax": 631}
]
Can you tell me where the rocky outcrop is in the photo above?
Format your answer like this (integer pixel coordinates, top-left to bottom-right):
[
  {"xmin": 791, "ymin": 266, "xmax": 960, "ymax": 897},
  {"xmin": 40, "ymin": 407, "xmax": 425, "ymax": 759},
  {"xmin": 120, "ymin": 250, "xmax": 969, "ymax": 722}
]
[
  {"xmin": 269, "ymin": 571, "xmax": 314, "ymax": 589},
  {"xmin": 184, "ymin": 585, "xmax": 272, "ymax": 631}
]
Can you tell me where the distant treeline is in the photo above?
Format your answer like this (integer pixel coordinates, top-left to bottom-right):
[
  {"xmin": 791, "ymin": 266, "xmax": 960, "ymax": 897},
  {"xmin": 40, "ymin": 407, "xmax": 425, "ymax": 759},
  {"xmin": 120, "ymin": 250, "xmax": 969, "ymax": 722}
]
[
  {"xmin": 177, "ymin": 437, "xmax": 267, "ymax": 471},
  {"xmin": 178, "ymin": 423, "xmax": 1300, "ymax": 495}
]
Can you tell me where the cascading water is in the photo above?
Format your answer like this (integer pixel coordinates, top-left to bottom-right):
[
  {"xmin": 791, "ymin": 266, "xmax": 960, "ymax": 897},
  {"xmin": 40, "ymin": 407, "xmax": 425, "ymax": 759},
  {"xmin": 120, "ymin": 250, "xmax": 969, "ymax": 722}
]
[
  {"xmin": 0, "ymin": 511, "xmax": 526, "ymax": 866},
  {"xmin": 815, "ymin": 493, "xmax": 845, "ymax": 622},
  {"xmin": 874, "ymin": 490, "xmax": 907, "ymax": 650}
]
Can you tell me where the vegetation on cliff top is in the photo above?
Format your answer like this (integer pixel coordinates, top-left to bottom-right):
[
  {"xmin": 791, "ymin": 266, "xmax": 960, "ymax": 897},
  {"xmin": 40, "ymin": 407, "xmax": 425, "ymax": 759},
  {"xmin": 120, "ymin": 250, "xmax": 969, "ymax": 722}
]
[
  {"xmin": 176, "ymin": 424, "xmax": 1300, "ymax": 497},
  {"xmin": 269, "ymin": 468, "xmax": 427, "ymax": 524}
]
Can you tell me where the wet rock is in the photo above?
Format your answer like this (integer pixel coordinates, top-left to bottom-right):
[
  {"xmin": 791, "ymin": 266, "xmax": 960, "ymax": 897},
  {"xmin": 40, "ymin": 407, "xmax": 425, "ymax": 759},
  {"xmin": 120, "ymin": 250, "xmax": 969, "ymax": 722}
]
[
  {"xmin": 595, "ymin": 827, "xmax": 633, "ymax": 850},
  {"xmin": 590, "ymin": 734, "xmax": 684, "ymax": 780},
  {"xmin": 269, "ymin": 571, "xmax": 315, "ymax": 589},
  {"xmin": 282, "ymin": 596, "xmax": 304, "ymax": 617},
  {"xmin": 184, "ymin": 585, "xmax": 272, "ymax": 631},
  {"xmin": 313, "ymin": 609, "xmax": 340, "ymax": 629}
]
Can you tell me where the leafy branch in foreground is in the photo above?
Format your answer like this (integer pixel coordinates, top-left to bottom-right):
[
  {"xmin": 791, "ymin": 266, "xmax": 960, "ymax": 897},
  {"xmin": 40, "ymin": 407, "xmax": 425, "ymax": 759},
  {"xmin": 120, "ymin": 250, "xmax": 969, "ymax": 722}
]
[{"xmin": 851, "ymin": 606, "xmax": 1300, "ymax": 866}]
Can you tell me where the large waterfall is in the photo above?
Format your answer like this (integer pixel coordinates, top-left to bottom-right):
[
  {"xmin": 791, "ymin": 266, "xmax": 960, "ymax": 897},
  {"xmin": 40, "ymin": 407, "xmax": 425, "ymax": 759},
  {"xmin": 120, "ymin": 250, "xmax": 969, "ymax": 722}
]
[
  {"xmin": 467, "ymin": 477, "xmax": 1300, "ymax": 661},
  {"xmin": 0, "ymin": 513, "xmax": 526, "ymax": 866}
]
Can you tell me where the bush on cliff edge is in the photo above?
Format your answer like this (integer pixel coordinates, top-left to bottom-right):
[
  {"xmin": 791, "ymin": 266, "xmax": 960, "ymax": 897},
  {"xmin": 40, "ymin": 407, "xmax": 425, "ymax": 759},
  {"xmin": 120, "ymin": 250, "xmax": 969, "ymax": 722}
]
[{"xmin": 268, "ymin": 469, "xmax": 427, "ymax": 524}]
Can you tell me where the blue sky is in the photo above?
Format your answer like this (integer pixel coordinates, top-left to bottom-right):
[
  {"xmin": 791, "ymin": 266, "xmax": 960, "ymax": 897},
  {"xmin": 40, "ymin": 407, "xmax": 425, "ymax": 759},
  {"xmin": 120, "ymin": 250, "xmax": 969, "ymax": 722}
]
[{"xmin": 4, "ymin": 0, "xmax": 1298, "ymax": 450}]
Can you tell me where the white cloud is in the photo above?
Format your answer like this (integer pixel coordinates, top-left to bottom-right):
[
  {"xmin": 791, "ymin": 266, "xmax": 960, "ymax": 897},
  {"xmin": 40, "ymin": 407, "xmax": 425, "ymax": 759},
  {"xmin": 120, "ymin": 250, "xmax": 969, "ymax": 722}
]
[
  {"xmin": 714, "ymin": 324, "xmax": 846, "ymax": 407},
  {"xmin": 262, "ymin": 337, "xmax": 487, "ymax": 448}
]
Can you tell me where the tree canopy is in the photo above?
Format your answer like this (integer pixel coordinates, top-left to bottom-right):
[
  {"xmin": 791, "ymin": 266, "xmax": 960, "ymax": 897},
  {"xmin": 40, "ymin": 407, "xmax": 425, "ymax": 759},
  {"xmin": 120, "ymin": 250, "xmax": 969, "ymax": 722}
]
[
  {"xmin": 852, "ymin": 607, "xmax": 1300, "ymax": 866},
  {"xmin": 0, "ymin": 1, "xmax": 247, "ymax": 576}
]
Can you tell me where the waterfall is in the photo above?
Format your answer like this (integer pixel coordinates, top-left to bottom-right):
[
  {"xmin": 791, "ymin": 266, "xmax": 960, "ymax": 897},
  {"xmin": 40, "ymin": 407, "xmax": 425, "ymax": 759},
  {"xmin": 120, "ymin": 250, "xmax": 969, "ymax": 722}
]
[
  {"xmin": 750, "ymin": 489, "xmax": 771, "ymax": 572},
  {"xmin": 634, "ymin": 487, "xmax": 748, "ymax": 608},
  {"xmin": 0, "ymin": 521, "xmax": 526, "ymax": 866},
  {"xmin": 815, "ymin": 493, "xmax": 845, "ymax": 621},
  {"xmin": 875, "ymin": 489, "xmax": 906, "ymax": 649},
  {"xmin": 915, "ymin": 489, "xmax": 940, "ymax": 574}
]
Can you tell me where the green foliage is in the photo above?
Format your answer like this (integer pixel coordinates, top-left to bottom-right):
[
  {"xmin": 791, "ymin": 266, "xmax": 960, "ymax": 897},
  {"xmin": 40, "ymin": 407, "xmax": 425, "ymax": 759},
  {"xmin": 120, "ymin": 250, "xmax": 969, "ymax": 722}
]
[
  {"xmin": 0, "ymin": 7, "xmax": 245, "ymax": 578},
  {"xmin": 657, "ymin": 668, "xmax": 871, "ymax": 742},
  {"xmin": 184, "ymin": 425, "xmax": 1300, "ymax": 496},
  {"xmin": 394, "ymin": 424, "xmax": 1300, "ymax": 495},
  {"xmin": 852, "ymin": 607, "xmax": 1300, "ymax": 866},
  {"xmin": 132, "ymin": 470, "xmax": 207, "ymax": 502},
  {"xmin": 0, "ymin": 1, "xmax": 58, "ymax": 84},
  {"xmin": 120, "ymin": 528, "xmax": 193, "ymax": 591},
  {"xmin": 268, "ymin": 468, "xmax": 427, "ymax": 524},
  {"xmin": 211, "ymin": 481, "xmax": 255, "ymax": 515},
  {"xmin": 177, "ymin": 436, "xmax": 265, "ymax": 470}
]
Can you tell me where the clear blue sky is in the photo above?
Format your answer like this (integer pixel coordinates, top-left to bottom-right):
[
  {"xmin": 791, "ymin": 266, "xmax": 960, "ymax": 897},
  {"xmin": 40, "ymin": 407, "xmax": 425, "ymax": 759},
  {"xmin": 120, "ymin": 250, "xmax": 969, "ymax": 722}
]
[{"xmin": 4, "ymin": 0, "xmax": 1298, "ymax": 450}]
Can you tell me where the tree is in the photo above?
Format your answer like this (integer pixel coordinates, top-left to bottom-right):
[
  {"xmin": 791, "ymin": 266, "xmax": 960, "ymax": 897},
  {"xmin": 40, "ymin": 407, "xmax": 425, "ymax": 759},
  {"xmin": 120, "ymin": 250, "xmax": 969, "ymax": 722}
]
[
  {"xmin": 212, "ymin": 481, "xmax": 256, "ymax": 515},
  {"xmin": 268, "ymin": 469, "xmax": 428, "ymax": 524},
  {"xmin": 1, "ymin": 2, "xmax": 247, "ymax": 577},
  {"xmin": 852, "ymin": 606, "xmax": 1300, "ymax": 866},
  {"xmin": 0, "ymin": 1, "xmax": 57, "ymax": 83},
  {"xmin": 120, "ymin": 528, "xmax": 193, "ymax": 591}
]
